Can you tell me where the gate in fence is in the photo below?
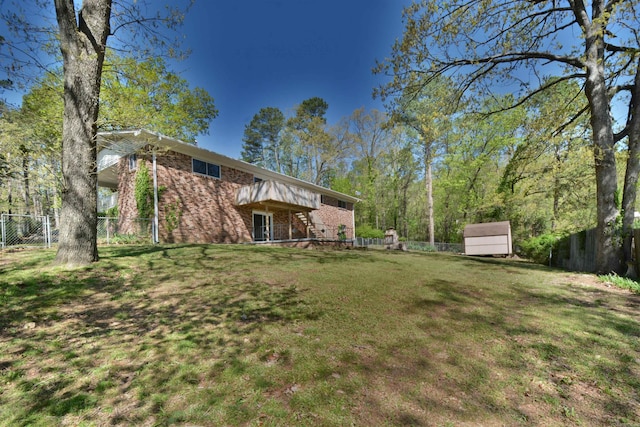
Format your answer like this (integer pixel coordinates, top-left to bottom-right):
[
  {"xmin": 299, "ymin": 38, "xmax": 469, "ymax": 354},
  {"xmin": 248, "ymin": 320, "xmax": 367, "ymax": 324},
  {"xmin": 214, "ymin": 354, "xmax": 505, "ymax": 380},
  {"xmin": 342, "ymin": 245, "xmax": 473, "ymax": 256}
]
[{"xmin": 0, "ymin": 214, "xmax": 52, "ymax": 249}]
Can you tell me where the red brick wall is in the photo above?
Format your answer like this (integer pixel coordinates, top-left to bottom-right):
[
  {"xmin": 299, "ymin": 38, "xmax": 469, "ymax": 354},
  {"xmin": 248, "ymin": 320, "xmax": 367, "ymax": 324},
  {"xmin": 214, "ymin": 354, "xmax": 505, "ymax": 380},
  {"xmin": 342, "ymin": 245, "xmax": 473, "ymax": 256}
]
[
  {"xmin": 118, "ymin": 150, "xmax": 253, "ymax": 243},
  {"xmin": 155, "ymin": 151, "xmax": 253, "ymax": 243},
  {"xmin": 117, "ymin": 148, "xmax": 354, "ymax": 243},
  {"xmin": 316, "ymin": 195, "xmax": 355, "ymax": 239}
]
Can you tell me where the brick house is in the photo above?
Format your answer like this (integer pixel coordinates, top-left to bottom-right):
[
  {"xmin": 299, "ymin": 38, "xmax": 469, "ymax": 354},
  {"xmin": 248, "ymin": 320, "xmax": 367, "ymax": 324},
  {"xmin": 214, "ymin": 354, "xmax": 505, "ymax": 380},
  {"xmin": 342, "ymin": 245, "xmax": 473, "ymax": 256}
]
[{"xmin": 97, "ymin": 129, "xmax": 358, "ymax": 246}]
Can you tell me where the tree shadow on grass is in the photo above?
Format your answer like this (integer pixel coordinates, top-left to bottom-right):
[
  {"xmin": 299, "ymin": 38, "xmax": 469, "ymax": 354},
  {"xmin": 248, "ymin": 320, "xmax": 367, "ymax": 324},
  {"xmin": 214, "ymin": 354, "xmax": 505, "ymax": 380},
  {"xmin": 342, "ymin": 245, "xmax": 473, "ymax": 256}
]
[
  {"xmin": 442, "ymin": 252, "xmax": 562, "ymax": 273},
  {"xmin": 0, "ymin": 246, "xmax": 324, "ymax": 425},
  {"xmin": 377, "ymin": 275, "xmax": 640, "ymax": 425}
]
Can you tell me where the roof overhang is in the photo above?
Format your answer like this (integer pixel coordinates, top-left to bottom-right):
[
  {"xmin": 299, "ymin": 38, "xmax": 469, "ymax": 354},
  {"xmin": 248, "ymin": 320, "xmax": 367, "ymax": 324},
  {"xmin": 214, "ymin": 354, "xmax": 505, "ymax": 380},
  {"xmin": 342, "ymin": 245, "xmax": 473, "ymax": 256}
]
[{"xmin": 96, "ymin": 129, "xmax": 360, "ymax": 204}]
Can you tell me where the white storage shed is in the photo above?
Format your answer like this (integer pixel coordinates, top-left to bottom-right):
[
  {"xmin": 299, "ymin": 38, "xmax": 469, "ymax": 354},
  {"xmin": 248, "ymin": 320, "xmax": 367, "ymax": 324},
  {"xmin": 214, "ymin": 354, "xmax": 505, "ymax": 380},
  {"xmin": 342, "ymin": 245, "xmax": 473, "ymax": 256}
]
[{"xmin": 463, "ymin": 221, "xmax": 512, "ymax": 256}]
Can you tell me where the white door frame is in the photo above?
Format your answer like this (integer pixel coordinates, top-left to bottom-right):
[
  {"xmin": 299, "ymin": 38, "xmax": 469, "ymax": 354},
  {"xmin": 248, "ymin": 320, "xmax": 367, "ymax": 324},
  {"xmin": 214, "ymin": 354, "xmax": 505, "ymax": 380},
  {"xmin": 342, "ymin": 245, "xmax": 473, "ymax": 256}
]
[{"xmin": 252, "ymin": 210, "xmax": 274, "ymax": 241}]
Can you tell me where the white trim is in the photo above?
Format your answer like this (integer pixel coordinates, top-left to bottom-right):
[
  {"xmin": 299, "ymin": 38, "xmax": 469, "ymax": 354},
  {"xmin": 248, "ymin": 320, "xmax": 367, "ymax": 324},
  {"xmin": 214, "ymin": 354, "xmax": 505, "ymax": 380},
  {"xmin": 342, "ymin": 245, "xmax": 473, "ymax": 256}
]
[
  {"xmin": 252, "ymin": 210, "xmax": 274, "ymax": 241},
  {"xmin": 152, "ymin": 151, "xmax": 159, "ymax": 244}
]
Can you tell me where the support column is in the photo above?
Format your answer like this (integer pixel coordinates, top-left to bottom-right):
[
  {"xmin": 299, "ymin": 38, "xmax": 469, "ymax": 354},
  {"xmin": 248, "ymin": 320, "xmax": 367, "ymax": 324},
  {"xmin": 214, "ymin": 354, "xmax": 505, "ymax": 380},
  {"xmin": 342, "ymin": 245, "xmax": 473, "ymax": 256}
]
[
  {"xmin": 152, "ymin": 151, "xmax": 159, "ymax": 244},
  {"xmin": 265, "ymin": 205, "xmax": 270, "ymax": 241},
  {"xmin": 288, "ymin": 209, "xmax": 292, "ymax": 240}
]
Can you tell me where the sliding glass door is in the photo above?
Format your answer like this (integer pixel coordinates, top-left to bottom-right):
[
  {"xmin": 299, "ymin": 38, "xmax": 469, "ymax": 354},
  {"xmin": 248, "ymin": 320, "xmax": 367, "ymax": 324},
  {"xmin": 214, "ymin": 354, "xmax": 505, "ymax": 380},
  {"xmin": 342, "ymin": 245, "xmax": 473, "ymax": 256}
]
[{"xmin": 253, "ymin": 211, "xmax": 273, "ymax": 241}]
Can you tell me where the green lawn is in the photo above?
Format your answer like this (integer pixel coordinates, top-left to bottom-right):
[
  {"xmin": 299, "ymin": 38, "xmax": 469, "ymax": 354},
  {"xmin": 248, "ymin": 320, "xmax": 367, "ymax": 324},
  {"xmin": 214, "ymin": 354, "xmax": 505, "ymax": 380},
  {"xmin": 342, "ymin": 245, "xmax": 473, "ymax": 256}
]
[{"xmin": 1, "ymin": 245, "xmax": 638, "ymax": 426}]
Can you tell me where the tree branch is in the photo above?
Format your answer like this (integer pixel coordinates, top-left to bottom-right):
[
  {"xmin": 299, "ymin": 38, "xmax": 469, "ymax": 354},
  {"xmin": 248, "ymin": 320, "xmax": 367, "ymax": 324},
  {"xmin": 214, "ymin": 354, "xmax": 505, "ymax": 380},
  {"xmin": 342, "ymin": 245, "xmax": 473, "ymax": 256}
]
[{"xmin": 433, "ymin": 50, "xmax": 585, "ymax": 71}]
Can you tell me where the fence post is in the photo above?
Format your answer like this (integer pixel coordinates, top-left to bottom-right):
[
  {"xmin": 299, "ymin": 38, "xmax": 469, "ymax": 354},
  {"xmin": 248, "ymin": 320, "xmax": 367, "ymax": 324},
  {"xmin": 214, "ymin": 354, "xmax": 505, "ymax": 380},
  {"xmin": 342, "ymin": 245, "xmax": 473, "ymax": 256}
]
[
  {"xmin": 106, "ymin": 217, "xmax": 110, "ymax": 245},
  {"xmin": 1, "ymin": 214, "xmax": 4, "ymax": 249},
  {"xmin": 46, "ymin": 216, "xmax": 51, "ymax": 248}
]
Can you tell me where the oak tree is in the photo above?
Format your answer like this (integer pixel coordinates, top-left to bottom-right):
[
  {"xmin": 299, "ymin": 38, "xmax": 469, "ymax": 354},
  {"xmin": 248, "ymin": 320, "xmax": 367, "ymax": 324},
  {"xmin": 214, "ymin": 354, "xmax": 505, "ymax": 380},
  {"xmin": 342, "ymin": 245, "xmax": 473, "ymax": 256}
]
[
  {"xmin": 2, "ymin": 0, "xmax": 194, "ymax": 266},
  {"xmin": 376, "ymin": 0, "xmax": 640, "ymax": 273}
]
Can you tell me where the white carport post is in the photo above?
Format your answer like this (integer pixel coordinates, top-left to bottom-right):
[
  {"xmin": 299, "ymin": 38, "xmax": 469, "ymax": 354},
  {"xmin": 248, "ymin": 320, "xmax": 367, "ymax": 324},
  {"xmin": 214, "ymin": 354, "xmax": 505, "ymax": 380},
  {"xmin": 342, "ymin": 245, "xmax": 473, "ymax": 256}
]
[{"xmin": 152, "ymin": 150, "xmax": 159, "ymax": 244}]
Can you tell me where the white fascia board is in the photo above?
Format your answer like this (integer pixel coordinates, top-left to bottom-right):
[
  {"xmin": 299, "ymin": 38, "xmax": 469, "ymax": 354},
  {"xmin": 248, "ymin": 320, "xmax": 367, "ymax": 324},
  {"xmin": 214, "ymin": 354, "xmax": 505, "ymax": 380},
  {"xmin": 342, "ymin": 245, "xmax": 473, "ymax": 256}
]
[{"xmin": 97, "ymin": 129, "xmax": 360, "ymax": 204}]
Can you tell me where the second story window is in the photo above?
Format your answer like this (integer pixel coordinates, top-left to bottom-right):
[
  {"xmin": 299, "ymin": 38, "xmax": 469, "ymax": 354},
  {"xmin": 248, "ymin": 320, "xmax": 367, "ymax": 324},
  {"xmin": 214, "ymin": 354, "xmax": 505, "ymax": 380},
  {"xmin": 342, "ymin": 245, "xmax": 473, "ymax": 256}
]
[
  {"xmin": 192, "ymin": 158, "xmax": 221, "ymax": 179},
  {"xmin": 128, "ymin": 154, "xmax": 137, "ymax": 171}
]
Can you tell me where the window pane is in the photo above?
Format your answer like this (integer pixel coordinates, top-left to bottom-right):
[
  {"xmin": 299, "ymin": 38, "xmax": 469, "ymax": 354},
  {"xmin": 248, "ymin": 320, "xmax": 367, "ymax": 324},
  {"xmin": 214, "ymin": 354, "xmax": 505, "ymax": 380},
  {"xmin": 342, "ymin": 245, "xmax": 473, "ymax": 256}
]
[
  {"xmin": 193, "ymin": 158, "xmax": 207, "ymax": 175},
  {"xmin": 207, "ymin": 163, "xmax": 220, "ymax": 178},
  {"xmin": 128, "ymin": 154, "xmax": 137, "ymax": 171}
]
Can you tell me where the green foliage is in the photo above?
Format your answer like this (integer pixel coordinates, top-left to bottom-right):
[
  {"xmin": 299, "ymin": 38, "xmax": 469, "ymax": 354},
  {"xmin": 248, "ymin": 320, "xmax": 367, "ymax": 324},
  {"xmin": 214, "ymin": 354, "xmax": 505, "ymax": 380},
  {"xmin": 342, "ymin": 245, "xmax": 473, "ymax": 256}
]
[
  {"xmin": 105, "ymin": 205, "xmax": 118, "ymax": 217},
  {"xmin": 164, "ymin": 200, "xmax": 183, "ymax": 234},
  {"xmin": 97, "ymin": 206, "xmax": 118, "ymax": 218},
  {"xmin": 519, "ymin": 233, "xmax": 562, "ymax": 264},
  {"xmin": 293, "ymin": 97, "xmax": 329, "ymax": 123},
  {"xmin": 241, "ymin": 107, "xmax": 285, "ymax": 170},
  {"xmin": 100, "ymin": 54, "xmax": 218, "ymax": 142},
  {"xmin": 356, "ymin": 224, "xmax": 385, "ymax": 239},
  {"xmin": 134, "ymin": 161, "xmax": 153, "ymax": 219},
  {"xmin": 337, "ymin": 224, "xmax": 347, "ymax": 241},
  {"xmin": 599, "ymin": 274, "xmax": 640, "ymax": 294},
  {"xmin": 243, "ymin": 97, "xmax": 352, "ymax": 186},
  {"xmin": 109, "ymin": 233, "xmax": 150, "ymax": 245},
  {"xmin": 0, "ymin": 153, "xmax": 14, "ymax": 186},
  {"xmin": 406, "ymin": 242, "xmax": 437, "ymax": 252}
]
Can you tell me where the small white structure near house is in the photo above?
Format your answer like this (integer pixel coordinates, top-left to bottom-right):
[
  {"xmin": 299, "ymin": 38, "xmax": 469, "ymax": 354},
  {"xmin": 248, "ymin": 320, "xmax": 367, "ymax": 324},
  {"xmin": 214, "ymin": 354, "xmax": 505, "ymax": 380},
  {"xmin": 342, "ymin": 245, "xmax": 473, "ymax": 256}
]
[{"xmin": 463, "ymin": 221, "xmax": 512, "ymax": 256}]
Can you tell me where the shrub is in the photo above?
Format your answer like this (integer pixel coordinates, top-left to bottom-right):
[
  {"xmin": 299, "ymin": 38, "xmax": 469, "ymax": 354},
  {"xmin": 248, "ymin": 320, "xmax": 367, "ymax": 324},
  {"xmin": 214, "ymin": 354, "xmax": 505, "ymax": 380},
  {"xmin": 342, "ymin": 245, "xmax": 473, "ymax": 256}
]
[
  {"xmin": 337, "ymin": 224, "xmax": 347, "ymax": 241},
  {"xmin": 109, "ymin": 233, "xmax": 149, "ymax": 245},
  {"xmin": 599, "ymin": 274, "xmax": 640, "ymax": 293},
  {"xmin": 519, "ymin": 233, "xmax": 562, "ymax": 264},
  {"xmin": 356, "ymin": 224, "xmax": 385, "ymax": 239},
  {"xmin": 406, "ymin": 242, "xmax": 437, "ymax": 252}
]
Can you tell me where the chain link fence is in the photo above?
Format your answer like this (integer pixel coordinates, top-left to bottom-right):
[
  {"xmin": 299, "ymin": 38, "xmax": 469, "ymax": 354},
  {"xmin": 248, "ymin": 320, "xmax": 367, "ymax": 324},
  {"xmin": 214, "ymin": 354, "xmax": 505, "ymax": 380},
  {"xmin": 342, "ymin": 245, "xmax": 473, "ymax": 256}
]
[
  {"xmin": 0, "ymin": 214, "xmax": 52, "ymax": 249},
  {"xmin": 97, "ymin": 217, "xmax": 154, "ymax": 245},
  {"xmin": 2, "ymin": 214, "xmax": 460, "ymax": 253},
  {"xmin": 1, "ymin": 215, "xmax": 154, "ymax": 249},
  {"xmin": 354, "ymin": 237, "xmax": 463, "ymax": 253}
]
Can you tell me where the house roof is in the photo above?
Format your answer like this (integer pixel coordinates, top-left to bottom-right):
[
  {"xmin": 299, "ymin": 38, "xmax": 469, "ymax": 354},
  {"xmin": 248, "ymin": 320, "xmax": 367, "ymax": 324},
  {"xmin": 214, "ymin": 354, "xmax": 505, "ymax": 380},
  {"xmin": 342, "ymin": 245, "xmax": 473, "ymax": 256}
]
[
  {"xmin": 463, "ymin": 221, "xmax": 511, "ymax": 238},
  {"xmin": 97, "ymin": 129, "xmax": 360, "ymax": 203}
]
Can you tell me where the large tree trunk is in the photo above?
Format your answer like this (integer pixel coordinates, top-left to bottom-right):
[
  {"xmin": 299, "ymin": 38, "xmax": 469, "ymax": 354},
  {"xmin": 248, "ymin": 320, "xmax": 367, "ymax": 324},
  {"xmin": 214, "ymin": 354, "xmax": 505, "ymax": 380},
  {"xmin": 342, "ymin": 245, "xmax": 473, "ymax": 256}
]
[
  {"xmin": 20, "ymin": 145, "xmax": 31, "ymax": 222},
  {"xmin": 582, "ymin": 5, "xmax": 623, "ymax": 273},
  {"xmin": 552, "ymin": 149, "xmax": 561, "ymax": 231},
  {"xmin": 54, "ymin": 0, "xmax": 112, "ymax": 266},
  {"xmin": 425, "ymin": 143, "xmax": 435, "ymax": 246},
  {"xmin": 622, "ymin": 61, "xmax": 640, "ymax": 267}
]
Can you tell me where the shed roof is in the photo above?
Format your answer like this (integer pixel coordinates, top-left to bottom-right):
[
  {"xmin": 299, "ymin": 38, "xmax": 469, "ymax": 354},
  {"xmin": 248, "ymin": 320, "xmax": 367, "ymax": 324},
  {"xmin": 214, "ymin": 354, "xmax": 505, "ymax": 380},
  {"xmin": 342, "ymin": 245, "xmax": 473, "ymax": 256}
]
[{"xmin": 463, "ymin": 221, "xmax": 511, "ymax": 238}]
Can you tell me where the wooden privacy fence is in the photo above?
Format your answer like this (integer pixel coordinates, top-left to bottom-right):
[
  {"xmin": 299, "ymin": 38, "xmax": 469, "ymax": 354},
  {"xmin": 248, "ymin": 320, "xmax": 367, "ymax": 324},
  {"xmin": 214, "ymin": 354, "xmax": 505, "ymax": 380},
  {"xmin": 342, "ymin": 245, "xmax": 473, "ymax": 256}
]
[{"xmin": 549, "ymin": 228, "xmax": 597, "ymax": 273}]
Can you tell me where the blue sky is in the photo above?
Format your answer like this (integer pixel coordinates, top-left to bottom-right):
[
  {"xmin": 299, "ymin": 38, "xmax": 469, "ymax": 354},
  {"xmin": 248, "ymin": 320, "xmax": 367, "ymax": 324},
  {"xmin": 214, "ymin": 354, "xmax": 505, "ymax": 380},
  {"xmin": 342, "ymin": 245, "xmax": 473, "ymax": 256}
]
[
  {"xmin": 176, "ymin": 1, "xmax": 410, "ymax": 158},
  {"xmin": 1, "ymin": 1, "xmax": 409, "ymax": 158}
]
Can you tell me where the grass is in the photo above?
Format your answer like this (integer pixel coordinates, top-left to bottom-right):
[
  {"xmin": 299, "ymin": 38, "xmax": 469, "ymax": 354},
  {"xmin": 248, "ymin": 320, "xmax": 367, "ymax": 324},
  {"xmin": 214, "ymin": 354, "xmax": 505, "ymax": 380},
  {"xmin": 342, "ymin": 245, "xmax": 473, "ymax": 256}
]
[
  {"xmin": 0, "ymin": 244, "xmax": 639, "ymax": 426},
  {"xmin": 600, "ymin": 273, "xmax": 640, "ymax": 294}
]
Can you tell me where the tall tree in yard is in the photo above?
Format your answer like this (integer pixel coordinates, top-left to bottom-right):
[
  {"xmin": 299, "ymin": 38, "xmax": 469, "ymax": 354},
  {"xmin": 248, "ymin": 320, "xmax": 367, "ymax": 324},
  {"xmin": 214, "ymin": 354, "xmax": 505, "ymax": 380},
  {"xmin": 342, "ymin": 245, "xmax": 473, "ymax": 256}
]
[
  {"xmin": 241, "ymin": 107, "xmax": 286, "ymax": 171},
  {"xmin": 376, "ymin": 0, "xmax": 640, "ymax": 273},
  {"xmin": 53, "ymin": 0, "xmax": 111, "ymax": 265},
  {"xmin": 347, "ymin": 108, "xmax": 394, "ymax": 230},
  {"xmin": 2, "ymin": 1, "xmax": 193, "ymax": 266},
  {"xmin": 287, "ymin": 97, "xmax": 333, "ymax": 184},
  {"xmin": 390, "ymin": 77, "xmax": 459, "ymax": 246}
]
